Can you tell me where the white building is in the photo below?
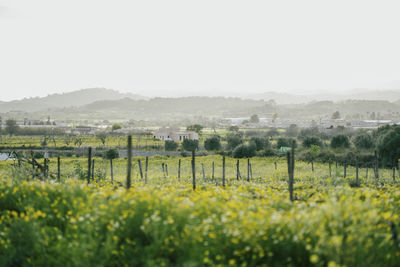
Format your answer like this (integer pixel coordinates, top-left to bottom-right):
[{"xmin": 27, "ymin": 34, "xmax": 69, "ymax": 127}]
[{"xmin": 153, "ymin": 128, "xmax": 199, "ymax": 141}]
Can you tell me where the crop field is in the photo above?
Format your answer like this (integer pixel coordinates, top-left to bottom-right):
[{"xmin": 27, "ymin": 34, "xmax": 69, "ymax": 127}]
[{"xmin": 0, "ymin": 156, "xmax": 400, "ymax": 266}]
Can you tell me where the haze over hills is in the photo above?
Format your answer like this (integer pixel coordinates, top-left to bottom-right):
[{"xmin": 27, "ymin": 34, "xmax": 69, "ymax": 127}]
[
  {"xmin": 246, "ymin": 89, "xmax": 400, "ymax": 104},
  {"xmin": 0, "ymin": 88, "xmax": 147, "ymax": 112}
]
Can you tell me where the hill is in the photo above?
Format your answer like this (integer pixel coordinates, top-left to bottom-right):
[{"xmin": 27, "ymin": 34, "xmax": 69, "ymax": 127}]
[{"xmin": 0, "ymin": 88, "xmax": 146, "ymax": 112}]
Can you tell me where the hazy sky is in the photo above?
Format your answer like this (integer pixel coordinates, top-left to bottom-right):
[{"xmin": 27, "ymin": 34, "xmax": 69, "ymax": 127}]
[{"xmin": 1, "ymin": 0, "xmax": 400, "ymax": 101}]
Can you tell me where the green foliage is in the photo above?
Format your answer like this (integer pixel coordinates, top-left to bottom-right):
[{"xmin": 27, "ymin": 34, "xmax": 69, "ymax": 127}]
[
  {"xmin": 111, "ymin": 124, "xmax": 122, "ymax": 131},
  {"xmin": 232, "ymin": 143, "xmax": 257, "ymax": 158},
  {"xmin": 105, "ymin": 149, "xmax": 119, "ymax": 160},
  {"xmin": 5, "ymin": 119, "xmax": 19, "ymax": 136},
  {"xmin": 164, "ymin": 140, "xmax": 179, "ymax": 151},
  {"xmin": 96, "ymin": 133, "xmax": 108, "ymax": 146},
  {"xmin": 286, "ymin": 124, "xmax": 299, "ymax": 137},
  {"xmin": 331, "ymin": 111, "xmax": 341, "ymax": 119},
  {"xmin": 186, "ymin": 124, "xmax": 203, "ymax": 134},
  {"xmin": 226, "ymin": 134, "xmax": 243, "ymax": 150},
  {"xmin": 249, "ymin": 114, "xmax": 259, "ymax": 123},
  {"xmin": 250, "ymin": 137, "xmax": 270, "ymax": 151},
  {"xmin": 204, "ymin": 136, "xmax": 221, "ymax": 151},
  {"xmin": 277, "ymin": 138, "xmax": 296, "ymax": 149},
  {"xmin": 228, "ymin": 125, "xmax": 239, "ymax": 132},
  {"xmin": 353, "ymin": 133, "xmax": 374, "ymax": 150},
  {"xmin": 302, "ymin": 137, "xmax": 322, "ymax": 148},
  {"xmin": 331, "ymin": 135, "xmax": 350, "ymax": 149},
  {"xmin": 182, "ymin": 139, "xmax": 199, "ymax": 152},
  {"xmin": 376, "ymin": 126, "xmax": 400, "ymax": 166}
]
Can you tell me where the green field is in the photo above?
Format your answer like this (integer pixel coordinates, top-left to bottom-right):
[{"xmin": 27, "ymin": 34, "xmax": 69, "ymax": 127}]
[{"xmin": 0, "ymin": 156, "xmax": 399, "ymax": 266}]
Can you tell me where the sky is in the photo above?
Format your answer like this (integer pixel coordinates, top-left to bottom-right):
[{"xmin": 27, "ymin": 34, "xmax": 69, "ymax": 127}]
[{"xmin": 1, "ymin": 0, "xmax": 400, "ymax": 101}]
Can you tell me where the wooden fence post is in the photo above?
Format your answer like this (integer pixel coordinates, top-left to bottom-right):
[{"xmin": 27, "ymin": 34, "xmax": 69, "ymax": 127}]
[
  {"xmin": 222, "ymin": 156, "xmax": 226, "ymax": 187},
  {"xmin": 110, "ymin": 158, "xmax": 114, "ymax": 182},
  {"xmin": 236, "ymin": 160, "xmax": 240, "ymax": 180},
  {"xmin": 343, "ymin": 162, "xmax": 347, "ymax": 178},
  {"xmin": 287, "ymin": 140, "xmax": 295, "ymax": 202},
  {"xmin": 43, "ymin": 158, "xmax": 47, "ymax": 179},
  {"xmin": 92, "ymin": 159, "xmax": 95, "ymax": 181},
  {"xmin": 192, "ymin": 150, "xmax": 196, "ymax": 190},
  {"xmin": 178, "ymin": 158, "xmax": 181, "ymax": 182},
  {"xmin": 87, "ymin": 147, "xmax": 92, "ymax": 184},
  {"xmin": 250, "ymin": 163, "xmax": 253, "ymax": 181},
  {"xmin": 356, "ymin": 161, "xmax": 359, "ymax": 186},
  {"xmin": 212, "ymin": 161, "xmax": 215, "ymax": 181},
  {"xmin": 247, "ymin": 158, "xmax": 250, "ymax": 182},
  {"xmin": 138, "ymin": 159, "xmax": 143, "ymax": 179},
  {"xmin": 274, "ymin": 162, "xmax": 277, "ymax": 170},
  {"xmin": 127, "ymin": 136, "xmax": 132, "ymax": 189},
  {"xmin": 57, "ymin": 156, "xmax": 61, "ymax": 182},
  {"xmin": 329, "ymin": 162, "xmax": 332, "ymax": 177},
  {"xmin": 145, "ymin": 156, "xmax": 148, "ymax": 184},
  {"xmin": 165, "ymin": 164, "xmax": 168, "ymax": 177},
  {"xmin": 202, "ymin": 163, "xmax": 205, "ymax": 179}
]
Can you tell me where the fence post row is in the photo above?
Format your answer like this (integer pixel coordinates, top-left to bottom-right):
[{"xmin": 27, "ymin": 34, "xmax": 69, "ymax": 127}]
[
  {"xmin": 127, "ymin": 136, "xmax": 132, "ymax": 189},
  {"xmin": 87, "ymin": 147, "xmax": 92, "ymax": 184},
  {"xmin": 192, "ymin": 150, "xmax": 196, "ymax": 190}
]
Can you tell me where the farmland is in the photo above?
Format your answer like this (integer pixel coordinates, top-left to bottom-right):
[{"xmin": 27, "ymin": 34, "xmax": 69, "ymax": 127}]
[{"xmin": 0, "ymin": 155, "xmax": 400, "ymax": 266}]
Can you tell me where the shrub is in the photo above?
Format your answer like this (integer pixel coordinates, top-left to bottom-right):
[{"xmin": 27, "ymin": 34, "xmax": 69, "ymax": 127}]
[
  {"xmin": 232, "ymin": 143, "xmax": 257, "ymax": 158},
  {"xmin": 182, "ymin": 139, "xmax": 199, "ymax": 152},
  {"xmin": 204, "ymin": 136, "xmax": 221, "ymax": 151},
  {"xmin": 331, "ymin": 135, "xmax": 350, "ymax": 149},
  {"xmin": 165, "ymin": 140, "xmax": 179, "ymax": 151},
  {"xmin": 302, "ymin": 137, "xmax": 322, "ymax": 148}
]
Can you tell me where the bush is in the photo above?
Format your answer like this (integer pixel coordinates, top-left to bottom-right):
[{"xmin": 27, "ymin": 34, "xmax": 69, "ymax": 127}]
[
  {"xmin": 182, "ymin": 139, "xmax": 199, "ymax": 152},
  {"xmin": 204, "ymin": 136, "xmax": 221, "ymax": 151},
  {"xmin": 232, "ymin": 143, "xmax": 257, "ymax": 158},
  {"xmin": 302, "ymin": 137, "xmax": 322, "ymax": 148},
  {"xmin": 226, "ymin": 134, "xmax": 243, "ymax": 150},
  {"xmin": 353, "ymin": 133, "xmax": 374, "ymax": 150},
  {"xmin": 105, "ymin": 149, "xmax": 119, "ymax": 159},
  {"xmin": 331, "ymin": 135, "xmax": 350, "ymax": 149},
  {"xmin": 250, "ymin": 137, "xmax": 270, "ymax": 151},
  {"xmin": 277, "ymin": 138, "xmax": 297, "ymax": 148},
  {"xmin": 165, "ymin": 140, "xmax": 179, "ymax": 151}
]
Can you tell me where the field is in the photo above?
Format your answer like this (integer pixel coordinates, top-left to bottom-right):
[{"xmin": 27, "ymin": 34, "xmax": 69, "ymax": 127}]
[{"xmin": 0, "ymin": 156, "xmax": 400, "ymax": 266}]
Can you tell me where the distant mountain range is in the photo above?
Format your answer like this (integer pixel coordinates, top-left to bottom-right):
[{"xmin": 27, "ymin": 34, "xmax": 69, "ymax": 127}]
[
  {"xmin": 0, "ymin": 88, "xmax": 147, "ymax": 113},
  {"xmin": 246, "ymin": 89, "xmax": 400, "ymax": 104},
  {"xmin": 2, "ymin": 88, "xmax": 400, "ymax": 121}
]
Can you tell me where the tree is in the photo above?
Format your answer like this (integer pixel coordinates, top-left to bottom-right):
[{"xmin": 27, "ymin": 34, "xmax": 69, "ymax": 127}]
[
  {"xmin": 303, "ymin": 137, "xmax": 322, "ymax": 148},
  {"xmin": 204, "ymin": 136, "xmax": 221, "ymax": 151},
  {"xmin": 96, "ymin": 133, "xmax": 108, "ymax": 146},
  {"xmin": 74, "ymin": 137, "xmax": 83, "ymax": 147},
  {"xmin": 182, "ymin": 139, "xmax": 199, "ymax": 152},
  {"xmin": 5, "ymin": 119, "xmax": 19, "ymax": 136},
  {"xmin": 165, "ymin": 140, "xmax": 179, "ymax": 151},
  {"xmin": 286, "ymin": 124, "xmax": 299, "ymax": 137},
  {"xmin": 187, "ymin": 124, "xmax": 204, "ymax": 134},
  {"xmin": 353, "ymin": 133, "xmax": 374, "ymax": 150},
  {"xmin": 250, "ymin": 114, "xmax": 260, "ymax": 123},
  {"xmin": 105, "ymin": 148, "xmax": 119, "ymax": 160},
  {"xmin": 232, "ymin": 143, "xmax": 257, "ymax": 158},
  {"xmin": 277, "ymin": 138, "xmax": 296, "ymax": 148},
  {"xmin": 228, "ymin": 125, "xmax": 239, "ymax": 132},
  {"xmin": 376, "ymin": 126, "xmax": 400, "ymax": 167},
  {"xmin": 250, "ymin": 137, "xmax": 270, "ymax": 151},
  {"xmin": 111, "ymin": 123, "xmax": 122, "ymax": 131},
  {"xmin": 266, "ymin": 129, "xmax": 279, "ymax": 139},
  {"xmin": 330, "ymin": 135, "xmax": 350, "ymax": 149},
  {"xmin": 227, "ymin": 134, "xmax": 243, "ymax": 150},
  {"xmin": 331, "ymin": 111, "xmax": 341, "ymax": 120}
]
